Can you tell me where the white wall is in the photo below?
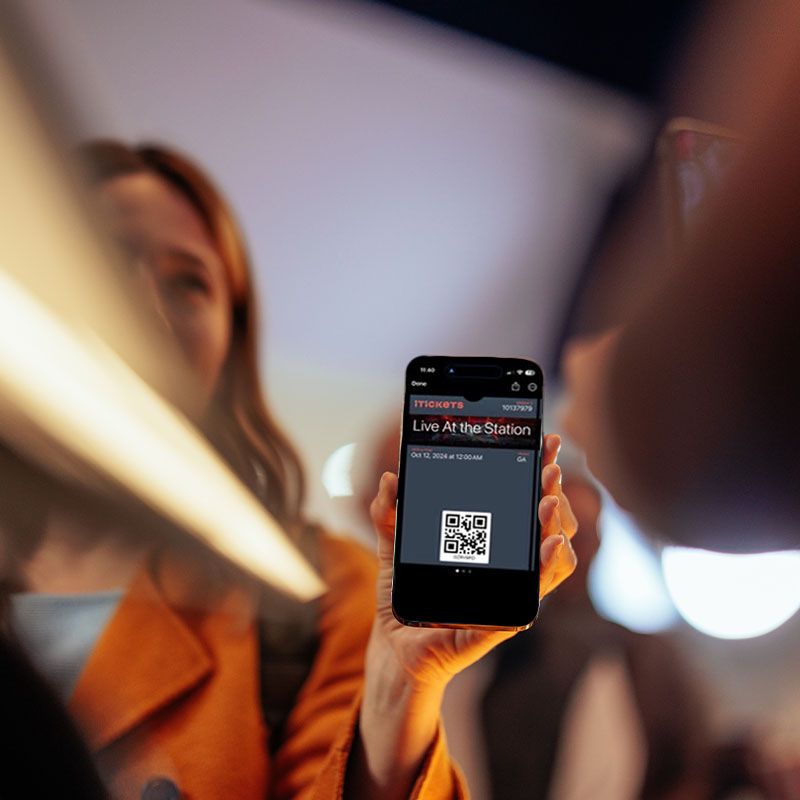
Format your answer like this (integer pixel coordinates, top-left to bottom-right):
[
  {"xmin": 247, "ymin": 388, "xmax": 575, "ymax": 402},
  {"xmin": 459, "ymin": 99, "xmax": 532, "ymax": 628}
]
[{"xmin": 30, "ymin": 0, "xmax": 647, "ymax": 532}]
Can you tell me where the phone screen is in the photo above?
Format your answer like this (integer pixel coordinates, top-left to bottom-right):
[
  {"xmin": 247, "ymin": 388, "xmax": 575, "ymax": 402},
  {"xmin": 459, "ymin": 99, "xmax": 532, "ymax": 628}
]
[
  {"xmin": 392, "ymin": 356, "xmax": 543, "ymax": 630},
  {"xmin": 399, "ymin": 394, "xmax": 540, "ymax": 571}
]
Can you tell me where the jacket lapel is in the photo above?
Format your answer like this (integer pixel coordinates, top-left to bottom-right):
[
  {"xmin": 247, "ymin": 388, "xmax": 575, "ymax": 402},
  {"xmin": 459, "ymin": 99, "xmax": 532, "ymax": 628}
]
[{"xmin": 69, "ymin": 563, "xmax": 213, "ymax": 753}]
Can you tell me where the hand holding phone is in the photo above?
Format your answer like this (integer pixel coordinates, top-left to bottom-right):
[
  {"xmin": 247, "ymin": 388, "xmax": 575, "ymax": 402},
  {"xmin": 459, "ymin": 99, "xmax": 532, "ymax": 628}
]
[
  {"xmin": 356, "ymin": 432, "xmax": 575, "ymax": 797},
  {"xmin": 389, "ymin": 356, "xmax": 576, "ymax": 631},
  {"xmin": 367, "ymin": 427, "xmax": 577, "ymax": 695}
]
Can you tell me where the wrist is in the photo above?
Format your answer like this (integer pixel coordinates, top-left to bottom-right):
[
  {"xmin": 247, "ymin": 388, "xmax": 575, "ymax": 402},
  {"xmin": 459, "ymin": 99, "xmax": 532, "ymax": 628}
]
[
  {"xmin": 363, "ymin": 633, "xmax": 446, "ymax": 713},
  {"xmin": 353, "ymin": 634, "xmax": 444, "ymax": 799}
]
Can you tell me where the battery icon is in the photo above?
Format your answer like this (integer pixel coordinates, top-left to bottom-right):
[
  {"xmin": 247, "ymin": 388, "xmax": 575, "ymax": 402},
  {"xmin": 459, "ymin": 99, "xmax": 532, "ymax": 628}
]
[{"xmin": 524, "ymin": 369, "xmax": 535, "ymax": 376}]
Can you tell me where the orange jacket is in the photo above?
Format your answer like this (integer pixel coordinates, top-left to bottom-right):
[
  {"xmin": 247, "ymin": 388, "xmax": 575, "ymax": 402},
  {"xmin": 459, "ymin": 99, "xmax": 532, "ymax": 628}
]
[{"xmin": 68, "ymin": 534, "xmax": 466, "ymax": 799}]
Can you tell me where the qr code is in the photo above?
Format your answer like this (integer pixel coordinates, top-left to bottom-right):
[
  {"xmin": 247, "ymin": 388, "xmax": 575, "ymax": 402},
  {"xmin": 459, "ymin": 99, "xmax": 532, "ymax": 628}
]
[{"xmin": 439, "ymin": 510, "xmax": 492, "ymax": 564}]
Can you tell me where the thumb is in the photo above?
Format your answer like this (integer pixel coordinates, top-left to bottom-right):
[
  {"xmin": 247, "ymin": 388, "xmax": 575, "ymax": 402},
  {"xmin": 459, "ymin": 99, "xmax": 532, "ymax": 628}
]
[{"xmin": 369, "ymin": 472, "xmax": 398, "ymax": 561}]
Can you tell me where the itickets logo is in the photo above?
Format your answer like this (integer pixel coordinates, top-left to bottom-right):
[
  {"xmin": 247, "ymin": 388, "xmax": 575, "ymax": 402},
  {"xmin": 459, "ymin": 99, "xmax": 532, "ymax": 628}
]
[{"xmin": 412, "ymin": 399, "xmax": 465, "ymax": 410}]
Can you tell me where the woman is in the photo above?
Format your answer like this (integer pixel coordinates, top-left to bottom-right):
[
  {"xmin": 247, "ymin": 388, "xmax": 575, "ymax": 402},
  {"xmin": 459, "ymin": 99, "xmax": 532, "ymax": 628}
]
[{"xmin": 5, "ymin": 141, "xmax": 578, "ymax": 799}]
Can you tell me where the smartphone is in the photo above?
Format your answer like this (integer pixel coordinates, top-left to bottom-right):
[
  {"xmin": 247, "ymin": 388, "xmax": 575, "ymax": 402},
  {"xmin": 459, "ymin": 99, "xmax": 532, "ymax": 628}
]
[
  {"xmin": 392, "ymin": 355, "xmax": 543, "ymax": 630},
  {"xmin": 658, "ymin": 117, "xmax": 741, "ymax": 256}
]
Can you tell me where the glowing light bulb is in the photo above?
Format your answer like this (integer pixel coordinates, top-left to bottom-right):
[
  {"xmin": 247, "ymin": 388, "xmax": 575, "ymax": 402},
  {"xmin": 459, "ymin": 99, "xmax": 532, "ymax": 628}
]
[{"xmin": 661, "ymin": 547, "xmax": 800, "ymax": 640}]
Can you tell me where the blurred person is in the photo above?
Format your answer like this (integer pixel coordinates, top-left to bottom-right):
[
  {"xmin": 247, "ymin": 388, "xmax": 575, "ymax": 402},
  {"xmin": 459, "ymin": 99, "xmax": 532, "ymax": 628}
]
[
  {"xmin": 481, "ymin": 469, "xmax": 712, "ymax": 800},
  {"xmin": 555, "ymin": 11, "xmax": 800, "ymax": 798},
  {"xmin": 559, "ymin": 4, "xmax": 800, "ymax": 555},
  {"xmin": 0, "ymin": 141, "xmax": 578, "ymax": 800}
]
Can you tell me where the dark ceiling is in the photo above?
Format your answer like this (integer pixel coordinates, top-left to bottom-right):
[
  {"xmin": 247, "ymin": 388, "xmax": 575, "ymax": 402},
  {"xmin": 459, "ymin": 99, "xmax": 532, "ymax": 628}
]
[{"xmin": 363, "ymin": 0, "xmax": 702, "ymax": 102}]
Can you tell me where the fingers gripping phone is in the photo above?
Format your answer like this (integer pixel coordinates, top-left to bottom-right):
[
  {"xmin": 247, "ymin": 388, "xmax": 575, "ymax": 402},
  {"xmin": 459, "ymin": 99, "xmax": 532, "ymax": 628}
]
[{"xmin": 391, "ymin": 356, "xmax": 543, "ymax": 630}]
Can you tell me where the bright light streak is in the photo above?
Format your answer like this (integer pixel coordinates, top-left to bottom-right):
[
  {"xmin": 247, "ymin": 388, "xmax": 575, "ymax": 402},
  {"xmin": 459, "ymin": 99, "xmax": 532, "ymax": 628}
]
[
  {"xmin": 662, "ymin": 547, "xmax": 800, "ymax": 640},
  {"xmin": 588, "ymin": 497, "xmax": 678, "ymax": 633},
  {"xmin": 0, "ymin": 271, "xmax": 325, "ymax": 600},
  {"xmin": 322, "ymin": 443, "xmax": 356, "ymax": 498}
]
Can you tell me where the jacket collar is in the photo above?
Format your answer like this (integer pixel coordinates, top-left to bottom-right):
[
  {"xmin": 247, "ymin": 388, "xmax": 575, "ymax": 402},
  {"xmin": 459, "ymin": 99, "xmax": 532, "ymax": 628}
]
[{"xmin": 69, "ymin": 560, "xmax": 213, "ymax": 752}]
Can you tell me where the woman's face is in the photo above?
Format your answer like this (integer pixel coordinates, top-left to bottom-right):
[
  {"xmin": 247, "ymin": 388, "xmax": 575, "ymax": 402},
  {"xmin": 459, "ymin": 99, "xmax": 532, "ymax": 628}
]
[{"xmin": 97, "ymin": 171, "xmax": 233, "ymax": 408}]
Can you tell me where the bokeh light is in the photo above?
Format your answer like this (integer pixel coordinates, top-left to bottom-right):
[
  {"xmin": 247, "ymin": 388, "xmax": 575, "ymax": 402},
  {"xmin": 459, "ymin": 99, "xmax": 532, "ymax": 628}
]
[
  {"xmin": 662, "ymin": 547, "xmax": 800, "ymax": 640},
  {"xmin": 588, "ymin": 495, "xmax": 679, "ymax": 633},
  {"xmin": 322, "ymin": 442, "xmax": 356, "ymax": 498}
]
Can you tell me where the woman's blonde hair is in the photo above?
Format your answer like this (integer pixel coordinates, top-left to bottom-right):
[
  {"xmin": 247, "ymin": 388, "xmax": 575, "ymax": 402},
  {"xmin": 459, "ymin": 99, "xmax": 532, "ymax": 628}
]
[{"xmin": 80, "ymin": 140, "xmax": 308, "ymax": 537}]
